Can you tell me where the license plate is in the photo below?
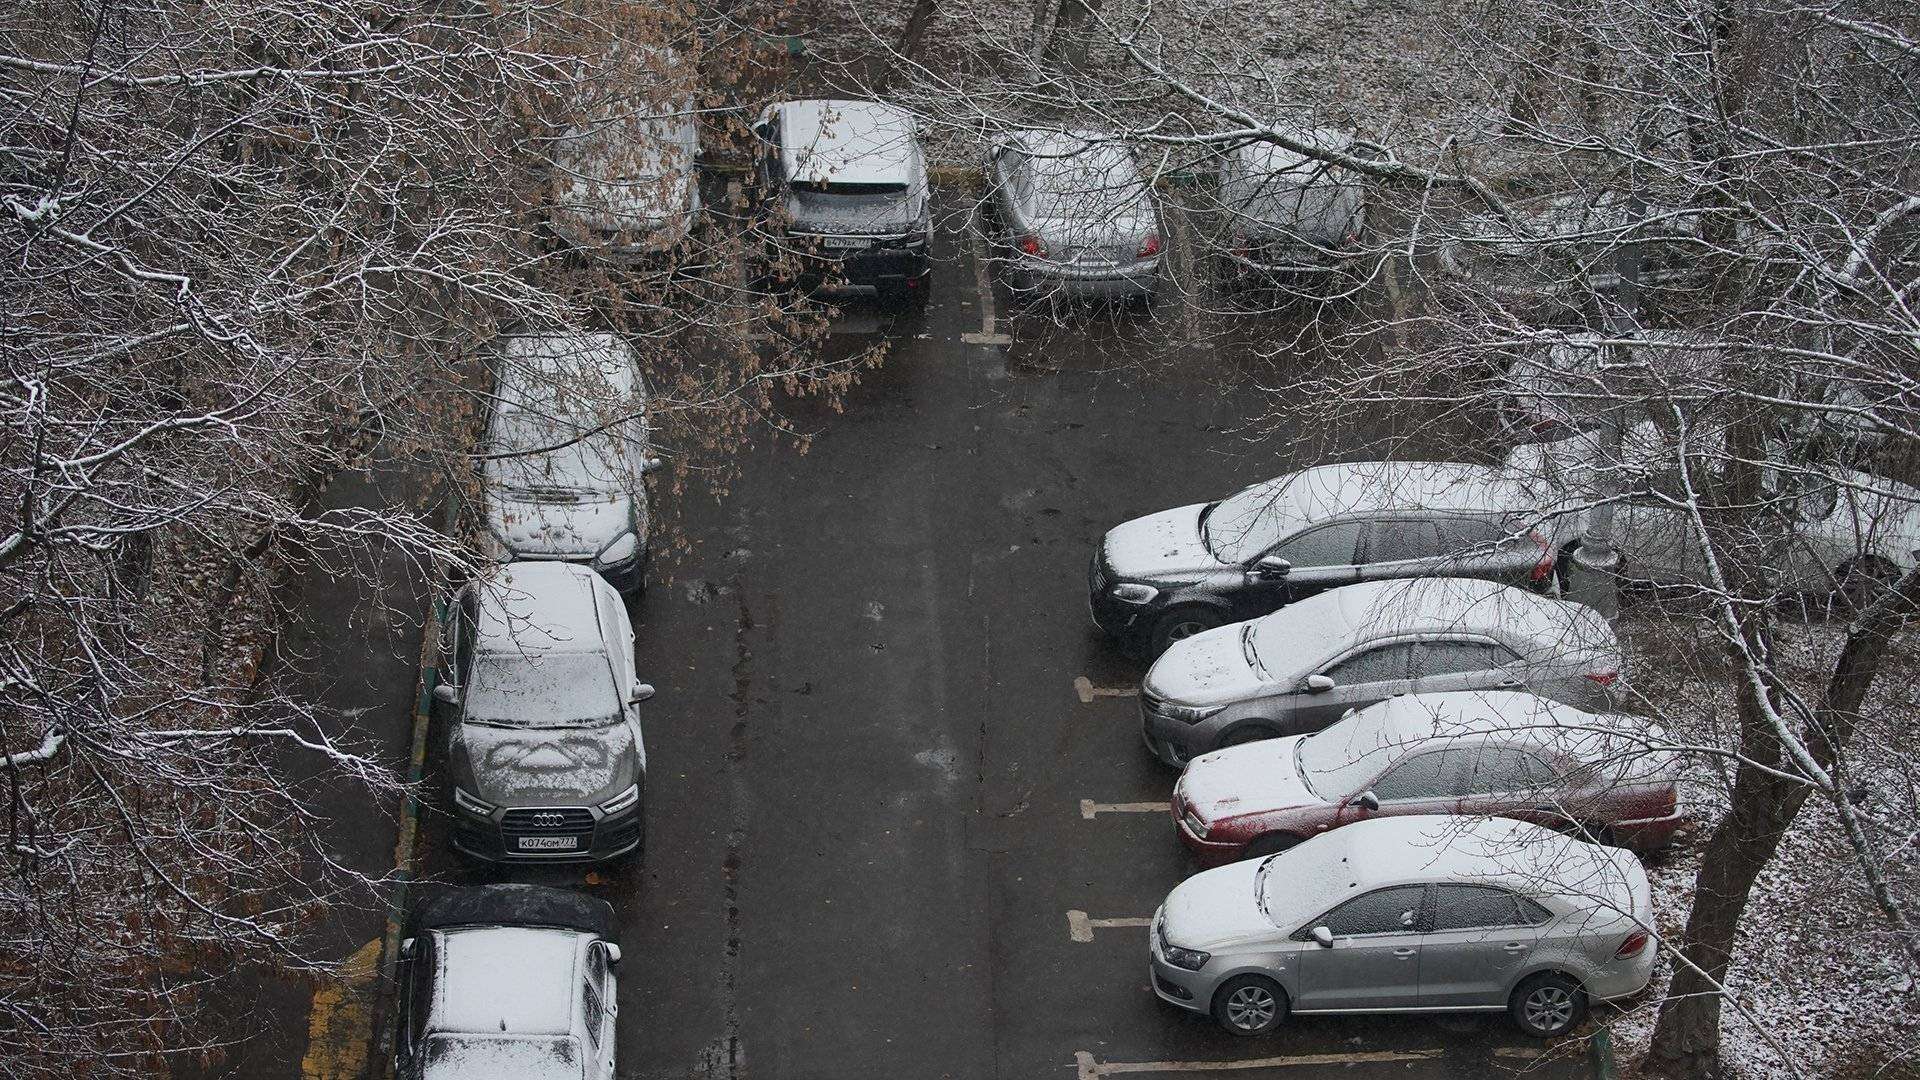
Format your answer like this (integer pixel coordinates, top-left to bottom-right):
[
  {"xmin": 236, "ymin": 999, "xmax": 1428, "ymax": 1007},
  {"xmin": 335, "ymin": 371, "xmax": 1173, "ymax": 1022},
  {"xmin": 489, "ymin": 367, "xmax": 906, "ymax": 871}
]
[
  {"xmin": 517, "ymin": 835, "xmax": 580, "ymax": 852},
  {"xmin": 822, "ymin": 236, "xmax": 871, "ymax": 249}
]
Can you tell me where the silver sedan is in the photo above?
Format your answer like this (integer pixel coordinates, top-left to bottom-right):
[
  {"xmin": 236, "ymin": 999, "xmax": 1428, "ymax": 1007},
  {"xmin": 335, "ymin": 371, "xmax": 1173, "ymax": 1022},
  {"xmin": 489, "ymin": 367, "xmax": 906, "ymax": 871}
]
[{"xmin": 984, "ymin": 129, "xmax": 1162, "ymax": 300}]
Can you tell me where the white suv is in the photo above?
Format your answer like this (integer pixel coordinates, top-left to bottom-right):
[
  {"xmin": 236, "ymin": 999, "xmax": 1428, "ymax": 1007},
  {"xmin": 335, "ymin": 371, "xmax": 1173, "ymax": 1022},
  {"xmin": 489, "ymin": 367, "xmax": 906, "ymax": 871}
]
[{"xmin": 396, "ymin": 884, "xmax": 621, "ymax": 1080}]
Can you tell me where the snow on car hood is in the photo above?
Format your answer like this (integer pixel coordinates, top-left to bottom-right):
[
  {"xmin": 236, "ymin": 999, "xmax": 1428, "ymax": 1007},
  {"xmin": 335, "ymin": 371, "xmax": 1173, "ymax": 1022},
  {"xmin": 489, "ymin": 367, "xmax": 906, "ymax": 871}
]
[
  {"xmin": 486, "ymin": 490, "xmax": 637, "ymax": 560},
  {"xmin": 1162, "ymin": 858, "xmax": 1280, "ymax": 951},
  {"xmin": 453, "ymin": 721, "xmax": 640, "ymax": 806},
  {"xmin": 1103, "ymin": 503, "xmax": 1224, "ymax": 580},
  {"xmin": 1144, "ymin": 623, "xmax": 1266, "ymax": 707},
  {"xmin": 1180, "ymin": 736, "xmax": 1318, "ymax": 822}
]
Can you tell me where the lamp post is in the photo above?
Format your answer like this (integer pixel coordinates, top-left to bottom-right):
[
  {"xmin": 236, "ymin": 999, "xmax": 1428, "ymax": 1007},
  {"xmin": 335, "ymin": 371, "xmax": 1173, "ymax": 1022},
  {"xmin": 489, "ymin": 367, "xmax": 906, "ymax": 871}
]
[{"xmin": 1563, "ymin": 198, "xmax": 1643, "ymax": 622}]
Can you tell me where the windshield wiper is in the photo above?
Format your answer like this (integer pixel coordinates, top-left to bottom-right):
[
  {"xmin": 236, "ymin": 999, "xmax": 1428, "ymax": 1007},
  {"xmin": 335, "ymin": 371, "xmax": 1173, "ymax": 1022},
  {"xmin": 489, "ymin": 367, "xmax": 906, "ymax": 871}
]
[{"xmin": 1240, "ymin": 625, "xmax": 1270, "ymax": 681}]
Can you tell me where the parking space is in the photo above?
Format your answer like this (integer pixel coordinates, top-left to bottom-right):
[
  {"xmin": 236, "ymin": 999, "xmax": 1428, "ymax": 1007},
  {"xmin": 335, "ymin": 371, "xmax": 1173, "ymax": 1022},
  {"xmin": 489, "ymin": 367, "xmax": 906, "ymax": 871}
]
[{"xmin": 402, "ymin": 186, "xmax": 1590, "ymax": 1079}]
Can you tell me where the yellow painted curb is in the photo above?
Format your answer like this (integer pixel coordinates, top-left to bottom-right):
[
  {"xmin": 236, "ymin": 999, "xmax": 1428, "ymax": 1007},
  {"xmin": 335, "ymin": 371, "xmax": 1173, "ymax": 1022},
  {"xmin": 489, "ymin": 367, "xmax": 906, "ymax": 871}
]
[{"xmin": 300, "ymin": 937, "xmax": 383, "ymax": 1080}]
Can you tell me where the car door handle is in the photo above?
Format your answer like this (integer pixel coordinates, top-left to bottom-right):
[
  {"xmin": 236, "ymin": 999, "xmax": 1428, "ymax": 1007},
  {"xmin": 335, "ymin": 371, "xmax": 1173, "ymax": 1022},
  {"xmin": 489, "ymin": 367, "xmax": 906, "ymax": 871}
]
[
  {"xmin": 1503, "ymin": 942, "xmax": 1528, "ymax": 952},
  {"xmin": 1393, "ymin": 948, "xmax": 1417, "ymax": 958}
]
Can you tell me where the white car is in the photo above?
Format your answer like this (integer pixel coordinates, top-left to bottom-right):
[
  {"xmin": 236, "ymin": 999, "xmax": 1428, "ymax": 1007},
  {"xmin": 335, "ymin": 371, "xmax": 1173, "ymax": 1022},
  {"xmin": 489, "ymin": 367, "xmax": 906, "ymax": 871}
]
[
  {"xmin": 1150, "ymin": 815, "xmax": 1656, "ymax": 1038},
  {"xmin": 1507, "ymin": 419, "xmax": 1920, "ymax": 603},
  {"xmin": 549, "ymin": 48, "xmax": 701, "ymax": 262},
  {"xmin": 396, "ymin": 884, "xmax": 621, "ymax": 1080},
  {"xmin": 477, "ymin": 332, "xmax": 657, "ymax": 594}
]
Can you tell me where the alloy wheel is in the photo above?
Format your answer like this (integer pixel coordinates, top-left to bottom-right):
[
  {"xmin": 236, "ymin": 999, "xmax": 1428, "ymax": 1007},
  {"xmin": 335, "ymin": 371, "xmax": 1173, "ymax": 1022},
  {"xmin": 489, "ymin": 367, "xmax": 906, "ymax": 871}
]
[
  {"xmin": 1225, "ymin": 985, "xmax": 1277, "ymax": 1031},
  {"xmin": 1524, "ymin": 985, "xmax": 1574, "ymax": 1032}
]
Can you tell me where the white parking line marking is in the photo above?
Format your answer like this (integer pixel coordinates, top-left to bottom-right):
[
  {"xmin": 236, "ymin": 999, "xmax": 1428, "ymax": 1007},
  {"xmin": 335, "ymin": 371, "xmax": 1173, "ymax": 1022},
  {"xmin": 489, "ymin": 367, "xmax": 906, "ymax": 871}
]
[
  {"xmin": 1066, "ymin": 910, "xmax": 1153, "ymax": 942},
  {"xmin": 1074, "ymin": 1049, "xmax": 1443, "ymax": 1077},
  {"xmin": 963, "ymin": 207, "xmax": 1013, "ymax": 346},
  {"xmin": 1080, "ymin": 799, "xmax": 1166, "ymax": 820},
  {"xmin": 1494, "ymin": 1046, "xmax": 1543, "ymax": 1059},
  {"xmin": 1073, "ymin": 675, "xmax": 1139, "ymax": 703}
]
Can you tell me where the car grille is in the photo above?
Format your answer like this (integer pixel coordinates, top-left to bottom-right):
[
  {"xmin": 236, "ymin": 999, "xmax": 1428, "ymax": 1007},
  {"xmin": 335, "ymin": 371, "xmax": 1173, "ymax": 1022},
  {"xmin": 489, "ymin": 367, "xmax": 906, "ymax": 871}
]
[
  {"xmin": 501, "ymin": 807, "xmax": 594, "ymax": 833},
  {"xmin": 1140, "ymin": 689, "xmax": 1164, "ymax": 714},
  {"xmin": 1089, "ymin": 554, "xmax": 1110, "ymax": 595}
]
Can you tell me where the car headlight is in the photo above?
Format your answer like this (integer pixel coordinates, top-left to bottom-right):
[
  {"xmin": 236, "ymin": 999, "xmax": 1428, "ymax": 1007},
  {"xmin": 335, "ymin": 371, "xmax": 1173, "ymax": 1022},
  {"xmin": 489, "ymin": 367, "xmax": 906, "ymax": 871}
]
[
  {"xmin": 1109, "ymin": 582, "xmax": 1159, "ymax": 605},
  {"xmin": 1163, "ymin": 942, "xmax": 1212, "ymax": 972},
  {"xmin": 452, "ymin": 786, "xmax": 495, "ymax": 816},
  {"xmin": 599, "ymin": 783, "xmax": 640, "ymax": 816},
  {"xmin": 596, "ymin": 532, "xmax": 638, "ymax": 567},
  {"xmin": 1157, "ymin": 702, "xmax": 1225, "ymax": 724}
]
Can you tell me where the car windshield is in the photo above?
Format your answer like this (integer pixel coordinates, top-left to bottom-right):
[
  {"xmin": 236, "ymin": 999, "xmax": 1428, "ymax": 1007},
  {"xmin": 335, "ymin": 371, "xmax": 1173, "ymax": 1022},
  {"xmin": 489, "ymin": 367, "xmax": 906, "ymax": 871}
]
[
  {"xmin": 486, "ymin": 408, "xmax": 627, "ymax": 500},
  {"xmin": 1296, "ymin": 708, "xmax": 1407, "ymax": 798},
  {"xmin": 465, "ymin": 652, "xmax": 621, "ymax": 728},
  {"xmin": 1203, "ymin": 479, "xmax": 1302, "ymax": 563}
]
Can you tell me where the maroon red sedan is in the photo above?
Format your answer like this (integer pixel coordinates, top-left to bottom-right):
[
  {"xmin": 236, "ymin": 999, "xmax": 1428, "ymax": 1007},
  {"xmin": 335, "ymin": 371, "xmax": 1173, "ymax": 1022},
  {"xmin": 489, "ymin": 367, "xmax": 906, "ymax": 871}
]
[{"xmin": 1172, "ymin": 690, "xmax": 1684, "ymax": 867}]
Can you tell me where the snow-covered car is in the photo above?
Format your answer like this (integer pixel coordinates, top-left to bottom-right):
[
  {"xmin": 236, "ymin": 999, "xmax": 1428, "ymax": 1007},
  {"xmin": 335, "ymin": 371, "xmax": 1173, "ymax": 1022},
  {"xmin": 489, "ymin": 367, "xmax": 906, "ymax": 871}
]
[
  {"xmin": 1212, "ymin": 130, "xmax": 1367, "ymax": 278},
  {"xmin": 548, "ymin": 49, "xmax": 702, "ymax": 264},
  {"xmin": 396, "ymin": 884, "xmax": 621, "ymax": 1080},
  {"xmin": 1149, "ymin": 815, "xmax": 1656, "ymax": 1038},
  {"xmin": 477, "ymin": 332, "xmax": 657, "ymax": 594},
  {"xmin": 753, "ymin": 98, "xmax": 932, "ymax": 305},
  {"xmin": 1089, "ymin": 462, "xmax": 1572, "ymax": 658},
  {"xmin": 986, "ymin": 129, "xmax": 1162, "ymax": 301},
  {"xmin": 434, "ymin": 562, "xmax": 652, "ymax": 864},
  {"xmin": 1173, "ymin": 689, "xmax": 1684, "ymax": 866},
  {"xmin": 1139, "ymin": 577, "xmax": 1624, "ymax": 768},
  {"xmin": 1491, "ymin": 331, "xmax": 1722, "ymax": 446},
  {"xmin": 1506, "ymin": 419, "xmax": 1920, "ymax": 604},
  {"xmin": 1438, "ymin": 184, "xmax": 1705, "ymax": 319}
]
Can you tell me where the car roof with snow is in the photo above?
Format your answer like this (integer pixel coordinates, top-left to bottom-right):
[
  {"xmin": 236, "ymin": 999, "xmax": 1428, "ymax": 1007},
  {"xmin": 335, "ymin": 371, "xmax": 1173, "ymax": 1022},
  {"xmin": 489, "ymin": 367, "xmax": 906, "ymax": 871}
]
[
  {"xmin": 1226, "ymin": 128, "xmax": 1354, "ymax": 173},
  {"xmin": 1328, "ymin": 690, "xmax": 1668, "ymax": 770},
  {"xmin": 1268, "ymin": 814, "xmax": 1641, "ymax": 919},
  {"xmin": 1247, "ymin": 577, "xmax": 1617, "ymax": 679},
  {"xmin": 471, "ymin": 562, "xmax": 610, "ymax": 658},
  {"xmin": 774, "ymin": 99, "xmax": 921, "ymax": 187},
  {"xmin": 431, "ymin": 925, "xmax": 581, "ymax": 1037},
  {"xmin": 1258, "ymin": 461, "xmax": 1540, "ymax": 523}
]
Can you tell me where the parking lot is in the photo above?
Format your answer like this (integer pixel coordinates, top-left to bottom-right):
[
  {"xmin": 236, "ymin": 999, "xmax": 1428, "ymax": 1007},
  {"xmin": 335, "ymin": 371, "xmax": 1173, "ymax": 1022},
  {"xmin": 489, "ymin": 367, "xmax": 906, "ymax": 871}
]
[{"xmin": 395, "ymin": 192, "xmax": 1594, "ymax": 1080}]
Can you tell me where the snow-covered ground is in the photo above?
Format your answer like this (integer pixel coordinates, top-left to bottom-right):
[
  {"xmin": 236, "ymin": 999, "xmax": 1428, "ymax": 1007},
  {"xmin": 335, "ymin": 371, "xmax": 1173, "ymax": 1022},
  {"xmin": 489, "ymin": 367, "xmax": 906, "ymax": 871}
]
[{"xmin": 1611, "ymin": 612, "xmax": 1920, "ymax": 1078}]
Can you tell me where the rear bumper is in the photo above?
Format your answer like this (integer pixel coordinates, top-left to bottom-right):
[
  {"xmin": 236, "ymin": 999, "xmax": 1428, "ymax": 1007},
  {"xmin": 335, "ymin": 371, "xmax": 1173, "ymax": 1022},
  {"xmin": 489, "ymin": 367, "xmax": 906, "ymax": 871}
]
[
  {"xmin": 1012, "ymin": 255, "xmax": 1159, "ymax": 299},
  {"xmin": 1611, "ymin": 804, "xmax": 1687, "ymax": 850},
  {"xmin": 1588, "ymin": 942, "xmax": 1659, "ymax": 1002},
  {"xmin": 791, "ymin": 236, "xmax": 930, "ymax": 292}
]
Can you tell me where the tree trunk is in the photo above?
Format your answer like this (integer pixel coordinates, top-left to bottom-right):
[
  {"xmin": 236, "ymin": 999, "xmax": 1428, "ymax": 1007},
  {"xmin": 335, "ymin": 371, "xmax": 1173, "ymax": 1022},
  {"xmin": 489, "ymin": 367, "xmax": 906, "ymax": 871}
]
[
  {"xmin": 895, "ymin": 0, "xmax": 938, "ymax": 64},
  {"xmin": 1042, "ymin": 0, "xmax": 1102, "ymax": 72}
]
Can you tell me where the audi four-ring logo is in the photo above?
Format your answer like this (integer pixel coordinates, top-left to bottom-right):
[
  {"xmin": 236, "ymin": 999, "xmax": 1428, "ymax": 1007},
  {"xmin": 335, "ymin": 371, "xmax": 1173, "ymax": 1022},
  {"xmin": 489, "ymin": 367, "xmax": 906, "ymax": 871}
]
[{"xmin": 531, "ymin": 811, "xmax": 566, "ymax": 827}]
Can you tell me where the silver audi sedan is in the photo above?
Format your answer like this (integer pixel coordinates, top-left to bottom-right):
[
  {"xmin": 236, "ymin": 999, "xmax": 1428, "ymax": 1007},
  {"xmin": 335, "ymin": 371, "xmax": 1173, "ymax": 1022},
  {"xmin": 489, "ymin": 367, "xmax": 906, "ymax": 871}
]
[{"xmin": 1149, "ymin": 814, "xmax": 1656, "ymax": 1038}]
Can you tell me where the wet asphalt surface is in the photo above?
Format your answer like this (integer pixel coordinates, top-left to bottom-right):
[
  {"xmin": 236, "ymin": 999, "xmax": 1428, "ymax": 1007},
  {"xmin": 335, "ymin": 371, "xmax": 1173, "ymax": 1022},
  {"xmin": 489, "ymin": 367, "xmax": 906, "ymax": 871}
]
[{"xmin": 391, "ymin": 196, "xmax": 1591, "ymax": 1080}]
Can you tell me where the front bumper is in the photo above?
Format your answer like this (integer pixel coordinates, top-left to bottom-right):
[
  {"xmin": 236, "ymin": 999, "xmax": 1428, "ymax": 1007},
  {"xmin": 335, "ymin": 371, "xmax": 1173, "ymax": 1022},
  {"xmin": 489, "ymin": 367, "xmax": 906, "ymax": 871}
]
[
  {"xmin": 1174, "ymin": 804, "xmax": 1245, "ymax": 866},
  {"xmin": 1141, "ymin": 700, "xmax": 1216, "ymax": 768},
  {"xmin": 1147, "ymin": 907, "xmax": 1215, "ymax": 1014},
  {"xmin": 788, "ymin": 235, "xmax": 931, "ymax": 292},
  {"xmin": 452, "ymin": 802, "xmax": 644, "ymax": 864}
]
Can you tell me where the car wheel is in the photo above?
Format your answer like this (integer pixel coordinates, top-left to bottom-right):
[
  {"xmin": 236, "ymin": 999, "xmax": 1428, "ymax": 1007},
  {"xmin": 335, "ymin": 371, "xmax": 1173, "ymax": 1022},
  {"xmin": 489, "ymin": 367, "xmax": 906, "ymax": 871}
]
[
  {"xmin": 1243, "ymin": 832, "xmax": 1303, "ymax": 858},
  {"xmin": 1212, "ymin": 974, "xmax": 1288, "ymax": 1036},
  {"xmin": 1149, "ymin": 606, "xmax": 1224, "ymax": 657},
  {"xmin": 1509, "ymin": 972, "xmax": 1587, "ymax": 1038}
]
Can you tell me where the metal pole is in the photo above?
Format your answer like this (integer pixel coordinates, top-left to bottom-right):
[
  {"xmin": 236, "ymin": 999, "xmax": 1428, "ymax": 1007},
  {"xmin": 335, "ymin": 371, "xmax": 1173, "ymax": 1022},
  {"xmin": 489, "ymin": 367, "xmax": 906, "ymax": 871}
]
[{"xmin": 1563, "ymin": 193, "xmax": 1644, "ymax": 623}]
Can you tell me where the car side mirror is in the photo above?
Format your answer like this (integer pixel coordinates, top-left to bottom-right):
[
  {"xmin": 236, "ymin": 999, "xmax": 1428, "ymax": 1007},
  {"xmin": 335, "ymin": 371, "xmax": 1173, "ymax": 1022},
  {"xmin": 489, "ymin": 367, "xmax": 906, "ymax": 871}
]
[
  {"xmin": 432, "ymin": 683, "xmax": 458, "ymax": 705},
  {"xmin": 1249, "ymin": 555, "xmax": 1291, "ymax": 579},
  {"xmin": 629, "ymin": 683, "xmax": 656, "ymax": 704},
  {"xmin": 398, "ymin": 937, "xmax": 418, "ymax": 960},
  {"xmin": 604, "ymin": 943, "xmax": 622, "ymax": 968},
  {"xmin": 1310, "ymin": 926, "xmax": 1334, "ymax": 948},
  {"xmin": 1350, "ymin": 790, "xmax": 1380, "ymax": 812},
  {"xmin": 1303, "ymin": 673, "xmax": 1335, "ymax": 693}
]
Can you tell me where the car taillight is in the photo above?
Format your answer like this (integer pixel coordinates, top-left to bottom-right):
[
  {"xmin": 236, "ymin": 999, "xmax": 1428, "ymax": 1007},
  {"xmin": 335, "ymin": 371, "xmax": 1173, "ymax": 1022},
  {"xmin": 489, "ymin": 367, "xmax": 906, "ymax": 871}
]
[
  {"xmin": 1138, "ymin": 233, "xmax": 1162, "ymax": 258},
  {"xmin": 1530, "ymin": 417, "xmax": 1562, "ymax": 436},
  {"xmin": 1616, "ymin": 929, "xmax": 1650, "ymax": 958},
  {"xmin": 1018, "ymin": 234, "xmax": 1045, "ymax": 257},
  {"xmin": 1585, "ymin": 671, "xmax": 1620, "ymax": 687},
  {"xmin": 1529, "ymin": 530, "xmax": 1556, "ymax": 582}
]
